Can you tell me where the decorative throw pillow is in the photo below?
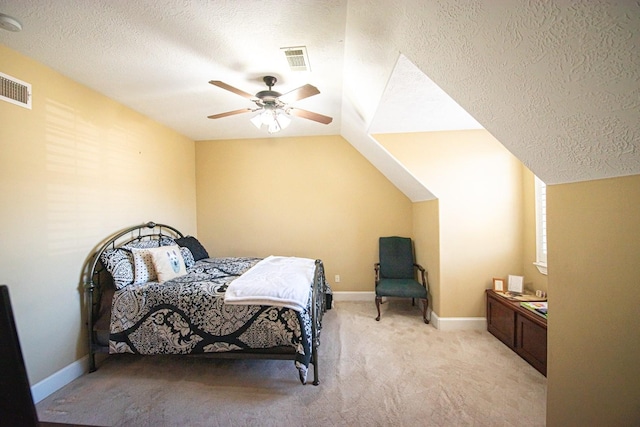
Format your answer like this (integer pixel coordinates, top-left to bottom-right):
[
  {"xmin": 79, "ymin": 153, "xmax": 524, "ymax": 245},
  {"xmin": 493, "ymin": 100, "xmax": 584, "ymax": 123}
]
[
  {"xmin": 175, "ymin": 236, "xmax": 209, "ymax": 261},
  {"xmin": 99, "ymin": 249, "xmax": 134, "ymax": 289},
  {"xmin": 149, "ymin": 245, "xmax": 187, "ymax": 283},
  {"xmin": 180, "ymin": 246, "xmax": 195, "ymax": 268},
  {"xmin": 130, "ymin": 247, "xmax": 157, "ymax": 285},
  {"xmin": 159, "ymin": 236, "xmax": 177, "ymax": 247}
]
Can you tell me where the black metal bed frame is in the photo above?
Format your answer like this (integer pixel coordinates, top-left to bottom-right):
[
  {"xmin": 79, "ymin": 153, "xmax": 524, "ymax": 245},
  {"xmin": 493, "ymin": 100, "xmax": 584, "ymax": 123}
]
[{"xmin": 84, "ymin": 221, "xmax": 326, "ymax": 385}]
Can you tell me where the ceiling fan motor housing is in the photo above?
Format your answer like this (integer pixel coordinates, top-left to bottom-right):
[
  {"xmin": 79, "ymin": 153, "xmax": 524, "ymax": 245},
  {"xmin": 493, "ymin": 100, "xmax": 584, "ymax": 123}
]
[
  {"xmin": 257, "ymin": 76, "xmax": 281, "ymax": 102},
  {"xmin": 263, "ymin": 75, "xmax": 277, "ymax": 88},
  {"xmin": 256, "ymin": 90, "xmax": 282, "ymax": 102}
]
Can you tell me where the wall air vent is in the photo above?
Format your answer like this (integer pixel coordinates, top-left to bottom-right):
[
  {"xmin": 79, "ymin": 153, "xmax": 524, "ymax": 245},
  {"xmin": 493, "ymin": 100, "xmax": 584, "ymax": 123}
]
[
  {"xmin": 0, "ymin": 71, "xmax": 31, "ymax": 109},
  {"xmin": 281, "ymin": 46, "xmax": 310, "ymax": 71}
]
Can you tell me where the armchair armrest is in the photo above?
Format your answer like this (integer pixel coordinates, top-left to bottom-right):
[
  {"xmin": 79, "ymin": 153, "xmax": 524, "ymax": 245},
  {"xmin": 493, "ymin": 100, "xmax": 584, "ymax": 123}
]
[{"xmin": 414, "ymin": 263, "xmax": 428, "ymax": 289}]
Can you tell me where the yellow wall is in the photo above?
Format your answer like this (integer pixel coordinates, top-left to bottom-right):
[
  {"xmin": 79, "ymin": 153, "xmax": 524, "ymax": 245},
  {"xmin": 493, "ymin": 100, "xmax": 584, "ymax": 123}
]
[
  {"xmin": 195, "ymin": 136, "xmax": 413, "ymax": 292},
  {"xmin": 546, "ymin": 175, "xmax": 640, "ymax": 426},
  {"xmin": 0, "ymin": 45, "xmax": 197, "ymax": 384},
  {"xmin": 412, "ymin": 200, "xmax": 440, "ymax": 314},
  {"xmin": 376, "ymin": 130, "xmax": 524, "ymax": 317}
]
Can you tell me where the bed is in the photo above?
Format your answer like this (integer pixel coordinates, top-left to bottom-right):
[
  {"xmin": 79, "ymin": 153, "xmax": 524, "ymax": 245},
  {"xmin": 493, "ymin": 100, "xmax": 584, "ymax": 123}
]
[{"xmin": 85, "ymin": 222, "xmax": 330, "ymax": 385}]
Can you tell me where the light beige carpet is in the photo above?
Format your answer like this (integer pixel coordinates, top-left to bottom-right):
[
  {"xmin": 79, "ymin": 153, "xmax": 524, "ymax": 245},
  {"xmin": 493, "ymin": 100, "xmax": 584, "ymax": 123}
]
[{"xmin": 37, "ymin": 301, "xmax": 547, "ymax": 426}]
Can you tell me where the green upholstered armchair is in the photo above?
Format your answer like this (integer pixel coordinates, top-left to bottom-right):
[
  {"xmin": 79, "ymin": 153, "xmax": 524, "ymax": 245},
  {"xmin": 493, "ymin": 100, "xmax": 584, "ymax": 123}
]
[{"xmin": 374, "ymin": 236, "xmax": 429, "ymax": 324}]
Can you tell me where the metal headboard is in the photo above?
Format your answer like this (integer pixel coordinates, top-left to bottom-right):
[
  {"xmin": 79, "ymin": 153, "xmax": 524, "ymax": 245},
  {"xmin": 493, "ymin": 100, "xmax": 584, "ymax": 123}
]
[{"xmin": 84, "ymin": 221, "xmax": 184, "ymax": 371}]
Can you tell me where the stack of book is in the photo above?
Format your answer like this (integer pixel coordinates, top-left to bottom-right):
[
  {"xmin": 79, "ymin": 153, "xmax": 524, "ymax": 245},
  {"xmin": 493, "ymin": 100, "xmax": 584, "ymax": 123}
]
[
  {"xmin": 520, "ymin": 301, "xmax": 548, "ymax": 318},
  {"xmin": 496, "ymin": 291, "xmax": 546, "ymax": 302}
]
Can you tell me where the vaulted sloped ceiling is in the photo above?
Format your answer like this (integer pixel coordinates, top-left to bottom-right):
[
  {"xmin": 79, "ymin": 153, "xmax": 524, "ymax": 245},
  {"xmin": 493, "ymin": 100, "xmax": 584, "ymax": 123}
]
[
  {"xmin": 343, "ymin": 0, "xmax": 640, "ymax": 196},
  {"xmin": 1, "ymin": 1, "xmax": 639, "ymax": 202}
]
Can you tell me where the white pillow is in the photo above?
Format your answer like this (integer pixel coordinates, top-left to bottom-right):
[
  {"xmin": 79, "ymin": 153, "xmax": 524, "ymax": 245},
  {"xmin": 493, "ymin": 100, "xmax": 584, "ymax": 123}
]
[
  {"xmin": 148, "ymin": 245, "xmax": 187, "ymax": 283},
  {"xmin": 130, "ymin": 248, "xmax": 157, "ymax": 285}
]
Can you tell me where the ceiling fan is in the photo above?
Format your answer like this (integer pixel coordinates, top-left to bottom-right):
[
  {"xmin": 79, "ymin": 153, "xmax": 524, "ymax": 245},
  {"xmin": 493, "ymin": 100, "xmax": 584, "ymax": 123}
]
[{"xmin": 207, "ymin": 76, "xmax": 333, "ymax": 133}]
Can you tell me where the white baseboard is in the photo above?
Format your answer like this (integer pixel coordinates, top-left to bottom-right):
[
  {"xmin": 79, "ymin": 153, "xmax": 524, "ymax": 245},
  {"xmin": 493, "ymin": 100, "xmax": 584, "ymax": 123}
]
[
  {"xmin": 332, "ymin": 293, "xmax": 485, "ymax": 330},
  {"xmin": 332, "ymin": 291, "xmax": 374, "ymax": 302},
  {"xmin": 31, "ymin": 355, "xmax": 88, "ymax": 403},
  {"xmin": 431, "ymin": 312, "xmax": 486, "ymax": 331}
]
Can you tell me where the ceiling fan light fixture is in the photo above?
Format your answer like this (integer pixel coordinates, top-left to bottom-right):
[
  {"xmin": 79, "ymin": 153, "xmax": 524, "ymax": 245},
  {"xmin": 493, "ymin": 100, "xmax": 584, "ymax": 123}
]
[
  {"xmin": 260, "ymin": 106, "xmax": 277, "ymax": 126},
  {"xmin": 250, "ymin": 113, "xmax": 264, "ymax": 129},
  {"xmin": 251, "ymin": 108, "xmax": 291, "ymax": 134},
  {"xmin": 276, "ymin": 110, "xmax": 291, "ymax": 128},
  {"xmin": 267, "ymin": 120, "xmax": 281, "ymax": 134}
]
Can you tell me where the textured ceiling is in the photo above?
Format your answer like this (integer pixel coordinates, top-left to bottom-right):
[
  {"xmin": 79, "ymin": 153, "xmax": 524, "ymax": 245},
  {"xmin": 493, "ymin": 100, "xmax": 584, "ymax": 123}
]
[
  {"xmin": 0, "ymin": 1, "xmax": 349, "ymax": 140},
  {"xmin": 1, "ymin": 1, "xmax": 639, "ymax": 199},
  {"xmin": 370, "ymin": 55, "xmax": 482, "ymax": 134},
  {"xmin": 340, "ymin": 0, "xmax": 640, "ymax": 189}
]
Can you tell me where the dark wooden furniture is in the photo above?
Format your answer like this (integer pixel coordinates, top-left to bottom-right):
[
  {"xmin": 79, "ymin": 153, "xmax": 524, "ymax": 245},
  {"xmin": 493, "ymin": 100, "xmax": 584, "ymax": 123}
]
[
  {"xmin": 486, "ymin": 289, "xmax": 547, "ymax": 376},
  {"xmin": 1, "ymin": 285, "xmax": 101, "ymax": 427},
  {"xmin": 1, "ymin": 285, "xmax": 41, "ymax": 427}
]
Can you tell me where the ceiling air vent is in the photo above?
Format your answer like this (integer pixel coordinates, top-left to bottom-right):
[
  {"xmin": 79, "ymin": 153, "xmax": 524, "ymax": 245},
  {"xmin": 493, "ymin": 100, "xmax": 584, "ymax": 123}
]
[
  {"xmin": 0, "ymin": 71, "xmax": 31, "ymax": 109},
  {"xmin": 281, "ymin": 46, "xmax": 310, "ymax": 71}
]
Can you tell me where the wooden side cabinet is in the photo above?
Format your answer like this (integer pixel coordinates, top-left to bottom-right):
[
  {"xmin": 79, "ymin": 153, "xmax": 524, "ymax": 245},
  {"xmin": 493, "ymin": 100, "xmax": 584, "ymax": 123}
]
[{"xmin": 486, "ymin": 289, "xmax": 547, "ymax": 376}]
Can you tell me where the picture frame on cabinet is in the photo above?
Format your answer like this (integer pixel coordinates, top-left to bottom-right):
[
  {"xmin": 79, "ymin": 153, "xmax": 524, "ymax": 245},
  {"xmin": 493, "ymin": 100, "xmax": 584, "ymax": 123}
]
[
  {"xmin": 508, "ymin": 275, "xmax": 524, "ymax": 293},
  {"xmin": 492, "ymin": 277, "xmax": 505, "ymax": 292}
]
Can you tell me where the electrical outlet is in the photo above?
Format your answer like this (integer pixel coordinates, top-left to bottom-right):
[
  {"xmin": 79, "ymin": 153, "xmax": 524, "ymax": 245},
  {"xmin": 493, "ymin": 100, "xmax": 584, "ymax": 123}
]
[{"xmin": 334, "ymin": 275, "xmax": 340, "ymax": 283}]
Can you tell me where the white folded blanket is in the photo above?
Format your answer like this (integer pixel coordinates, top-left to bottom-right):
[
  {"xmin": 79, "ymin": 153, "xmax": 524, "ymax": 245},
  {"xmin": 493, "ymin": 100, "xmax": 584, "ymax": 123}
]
[{"xmin": 224, "ymin": 255, "xmax": 316, "ymax": 312}]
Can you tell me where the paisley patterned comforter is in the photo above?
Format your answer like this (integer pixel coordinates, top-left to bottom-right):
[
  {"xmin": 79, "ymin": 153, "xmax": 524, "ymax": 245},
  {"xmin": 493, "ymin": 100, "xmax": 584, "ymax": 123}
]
[{"xmin": 109, "ymin": 257, "xmax": 321, "ymax": 378}]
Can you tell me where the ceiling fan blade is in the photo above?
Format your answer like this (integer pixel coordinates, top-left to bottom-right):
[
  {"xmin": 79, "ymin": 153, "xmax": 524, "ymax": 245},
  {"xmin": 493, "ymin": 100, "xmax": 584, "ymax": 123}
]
[
  {"xmin": 209, "ymin": 80, "xmax": 256, "ymax": 100},
  {"xmin": 289, "ymin": 108, "xmax": 333, "ymax": 125},
  {"xmin": 207, "ymin": 108, "xmax": 254, "ymax": 119},
  {"xmin": 279, "ymin": 84, "xmax": 320, "ymax": 103}
]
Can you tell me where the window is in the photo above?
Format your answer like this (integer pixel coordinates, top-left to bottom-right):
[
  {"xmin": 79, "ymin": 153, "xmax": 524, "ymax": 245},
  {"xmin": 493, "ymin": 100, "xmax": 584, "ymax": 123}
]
[{"xmin": 534, "ymin": 176, "xmax": 547, "ymax": 275}]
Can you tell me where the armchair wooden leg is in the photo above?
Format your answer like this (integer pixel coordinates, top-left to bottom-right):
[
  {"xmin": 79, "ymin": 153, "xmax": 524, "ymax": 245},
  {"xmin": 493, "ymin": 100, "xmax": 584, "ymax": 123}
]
[
  {"xmin": 422, "ymin": 298, "xmax": 429, "ymax": 324},
  {"xmin": 375, "ymin": 296, "xmax": 381, "ymax": 321}
]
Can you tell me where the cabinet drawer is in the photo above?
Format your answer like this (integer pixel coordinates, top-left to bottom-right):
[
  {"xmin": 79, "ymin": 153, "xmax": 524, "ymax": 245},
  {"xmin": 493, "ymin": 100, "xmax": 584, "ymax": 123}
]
[
  {"xmin": 516, "ymin": 313, "xmax": 547, "ymax": 375},
  {"xmin": 487, "ymin": 296, "xmax": 516, "ymax": 347}
]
